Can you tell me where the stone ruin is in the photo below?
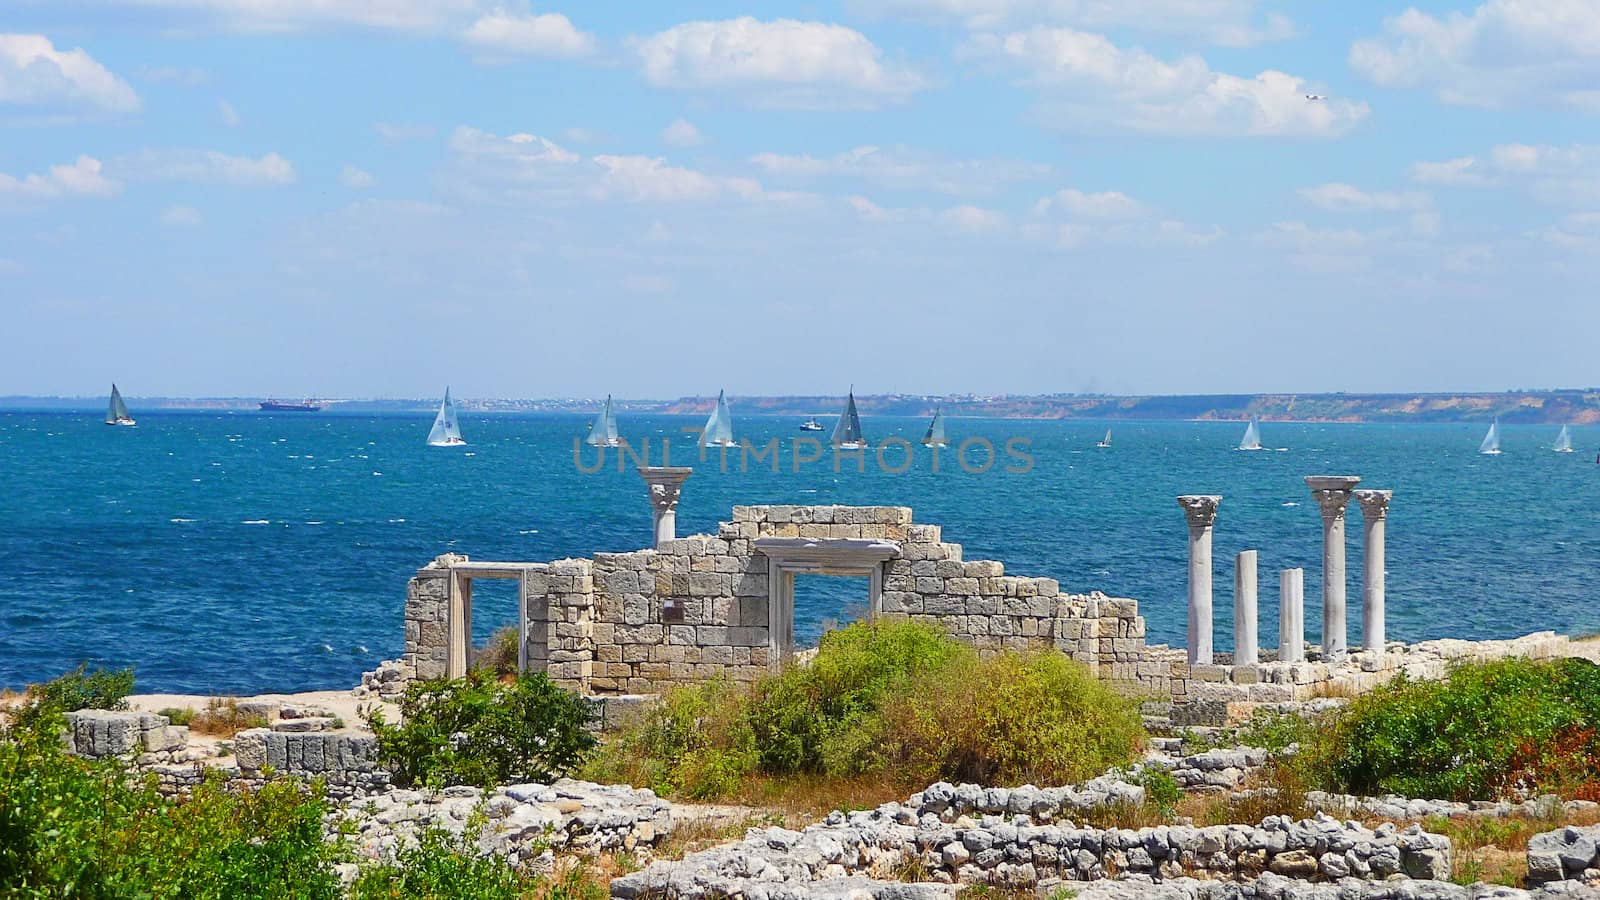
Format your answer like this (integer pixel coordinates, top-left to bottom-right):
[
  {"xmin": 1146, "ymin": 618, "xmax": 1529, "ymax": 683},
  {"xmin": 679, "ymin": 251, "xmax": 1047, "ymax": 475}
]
[{"xmin": 370, "ymin": 467, "xmax": 1581, "ymax": 727}]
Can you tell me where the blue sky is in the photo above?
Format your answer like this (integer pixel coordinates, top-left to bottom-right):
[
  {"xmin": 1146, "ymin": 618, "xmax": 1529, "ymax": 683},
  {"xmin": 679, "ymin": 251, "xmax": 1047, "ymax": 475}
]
[{"xmin": 4, "ymin": 0, "xmax": 1600, "ymax": 398}]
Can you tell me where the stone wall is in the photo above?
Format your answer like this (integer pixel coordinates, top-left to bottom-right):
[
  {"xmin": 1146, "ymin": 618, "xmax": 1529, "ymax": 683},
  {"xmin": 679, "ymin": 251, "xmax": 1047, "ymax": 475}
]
[
  {"xmin": 233, "ymin": 728, "xmax": 390, "ymax": 799},
  {"xmin": 398, "ymin": 505, "xmax": 1180, "ymax": 699}
]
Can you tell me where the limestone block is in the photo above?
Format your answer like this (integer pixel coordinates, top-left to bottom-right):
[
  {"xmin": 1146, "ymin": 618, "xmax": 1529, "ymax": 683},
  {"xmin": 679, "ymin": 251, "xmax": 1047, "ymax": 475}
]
[
  {"xmin": 915, "ymin": 576, "xmax": 944, "ymax": 594},
  {"xmin": 905, "ymin": 524, "xmax": 941, "ymax": 542},
  {"xmin": 728, "ymin": 626, "xmax": 764, "ymax": 647},
  {"xmin": 696, "ymin": 625, "xmax": 728, "ymax": 646},
  {"xmin": 738, "ymin": 597, "xmax": 768, "ymax": 627}
]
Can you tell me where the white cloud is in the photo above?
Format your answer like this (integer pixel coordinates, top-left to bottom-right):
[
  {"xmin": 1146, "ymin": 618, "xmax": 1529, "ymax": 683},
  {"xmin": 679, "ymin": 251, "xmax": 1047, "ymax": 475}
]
[
  {"xmin": 341, "ymin": 165, "xmax": 376, "ymax": 189},
  {"xmin": 218, "ymin": 98, "xmax": 240, "ymax": 126},
  {"xmin": 965, "ymin": 27, "xmax": 1367, "ymax": 137},
  {"xmin": 1299, "ymin": 182, "xmax": 1429, "ymax": 212},
  {"xmin": 1350, "ymin": 0, "xmax": 1600, "ymax": 111},
  {"xmin": 854, "ymin": 0, "xmax": 1296, "ymax": 47},
  {"xmin": 592, "ymin": 155, "xmax": 761, "ymax": 203},
  {"xmin": 1411, "ymin": 156, "xmax": 1490, "ymax": 186},
  {"xmin": 750, "ymin": 145, "xmax": 1048, "ymax": 195},
  {"xmin": 0, "ymin": 34, "xmax": 141, "ymax": 116},
  {"xmin": 0, "ymin": 257, "xmax": 21, "ymax": 274},
  {"xmin": 939, "ymin": 204, "xmax": 1006, "ymax": 231},
  {"xmin": 847, "ymin": 194, "xmax": 888, "ymax": 221},
  {"xmin": 449, "ymin": 126, "xmax": 771, "ymax": 205},
  {"xmin": 461, "ymin": 11, "xmax": 595, "ymax": 59},
  {"xmin": 375, "ymin": 122, "xmax": 436, "ymax": 142},
  {"xmin": 159, "ymin": 204, "xmax": 202, "ymax": 226},
  {"xmin": 1412, "ymin": 143, "xmax": 1600, "ymax": 205},
  {"xmin": 1033, "ymin": 187, "xmax": 1141, "ymax": 218},
  {"xmin": 1533, "ymin": 212, "xmax": 1600, "ymax": 249},
  {"xmin": 631, "ymin": 17, "xmax": 926, "ymax": 109},
  {"xmin": 115, "ymin": 149, "xmax": 296, "ymax": 185},
  {"xmin": 661, "ymin": 118, "xmax": 706, "ymax": 147},
  {"xmin": 0, "ymin": 155, "xmax": 121, "ymax": 198}
]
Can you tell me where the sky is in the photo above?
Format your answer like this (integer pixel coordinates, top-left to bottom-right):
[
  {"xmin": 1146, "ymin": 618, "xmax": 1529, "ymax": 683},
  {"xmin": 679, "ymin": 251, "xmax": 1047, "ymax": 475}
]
[{"xmin": 3, "ymin": 0, "xmax": 1600, "ymax": 399}]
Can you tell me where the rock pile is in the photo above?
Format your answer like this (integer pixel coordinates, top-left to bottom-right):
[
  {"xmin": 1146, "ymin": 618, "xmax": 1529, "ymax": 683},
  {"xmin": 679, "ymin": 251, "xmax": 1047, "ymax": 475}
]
[{"xmin": 1528, "ymin": 825, "xmax": 1600, "ymax": 886}]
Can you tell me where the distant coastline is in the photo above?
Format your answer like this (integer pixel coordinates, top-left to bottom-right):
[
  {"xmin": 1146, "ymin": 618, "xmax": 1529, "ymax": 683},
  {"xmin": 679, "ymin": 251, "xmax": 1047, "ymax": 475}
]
[{"xmin": 4, "ymin": 389, "xmax": 1599, "ymax": 424}]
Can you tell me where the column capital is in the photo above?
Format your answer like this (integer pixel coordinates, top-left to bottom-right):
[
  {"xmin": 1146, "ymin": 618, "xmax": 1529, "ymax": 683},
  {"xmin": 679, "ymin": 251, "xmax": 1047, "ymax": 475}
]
[
  {"xmin": 1353, "ymin": 489, "xmax": 1393, "ymax": 520},
  {"xmin": 638, "ymin": 466, "xmax": 692, "ymax": 513},
  {"xmin": 1305, "ymin": 475, "xmax": 1360, "ymax": 520},
  {"xmin": 1176, "ymin": 495, "xmax": 1222, "ymax": 529}
]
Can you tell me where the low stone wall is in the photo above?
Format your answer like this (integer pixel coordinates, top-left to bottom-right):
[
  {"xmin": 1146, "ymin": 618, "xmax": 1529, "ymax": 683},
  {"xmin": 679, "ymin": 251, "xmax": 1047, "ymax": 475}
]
[
  {"xmin": 1308, "ymin": 791, "xmax": 1599, "ymax": 824},
  {"xmin": 233, "ymin": 728, "xmax": 389, "ymax": 799},
  {"xmin": 336, "ymin": 779, "xmax": 740, "ymax": 867},
  {"xmin": 1040, "ymin": 872, "xmax": 1587, "ymax": 899},
  {"xmin": 612, "ymin": 782, "xmax": 1453, "ymax": 897}
]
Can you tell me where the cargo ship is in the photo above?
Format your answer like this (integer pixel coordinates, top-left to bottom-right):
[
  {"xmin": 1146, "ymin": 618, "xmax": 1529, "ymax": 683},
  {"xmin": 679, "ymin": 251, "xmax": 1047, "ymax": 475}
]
[{"xmin": 259, "ymin": 399, "xmax": 324, "ymax": 412}]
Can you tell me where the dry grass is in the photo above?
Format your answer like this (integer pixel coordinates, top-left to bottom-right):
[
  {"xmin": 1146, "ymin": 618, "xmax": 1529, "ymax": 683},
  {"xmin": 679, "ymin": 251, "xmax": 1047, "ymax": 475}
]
[
  {"xmin": 164, "ymin": 698, "xmax": 269, "ymax": 737},
  {"xmin": 1308, "ymin": 679, "xmax": 1361, "ymax": 700},
  {"xmin": 650, "ymin": 815, "xmax": 776, "ymax": 861},
  {"xmin": 1413, "ymin": 807, "xmax": 1600, "ymax": 887},
  {"xmin": 729, "ymin": 773, "xmax": 905, "ymax": 825}
]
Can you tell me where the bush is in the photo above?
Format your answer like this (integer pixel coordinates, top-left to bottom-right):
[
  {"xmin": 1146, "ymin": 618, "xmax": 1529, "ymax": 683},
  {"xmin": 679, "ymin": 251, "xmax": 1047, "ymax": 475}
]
[
  {"xmin": 0, "ymin": 717, "xmax": 340, "ymax": 899},
  {"xmin": 368, "ymin": 671, "xmax": 597, "ymax": 789},
  {"xmin": 873, "ymin": 651, "xmax": 1145, "ymax": 786},
  {"xmin": 349, "ymin": 827, "xmax": 540, "ymax": 900},
  {"xmin": 9, "ymin": 662, "xmax": 135, "ymax": 733},
  {"xmin": 1299, "ymin": 657, "xmax": 1600, "ymax": 801},
  {"xmin": 471, "ymin": 627, "xmax": 522, "ymax": 679},
  {"xmin": 587, "ymin": 619, "xmax": 1145, "ymax": 799}
]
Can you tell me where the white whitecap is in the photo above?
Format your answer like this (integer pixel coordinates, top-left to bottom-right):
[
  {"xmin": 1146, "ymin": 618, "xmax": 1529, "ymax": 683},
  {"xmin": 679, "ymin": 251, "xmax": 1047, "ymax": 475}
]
[
  {"xmin": 241, "ymin": 519, "xmax": 270, "ymax": 525},
  {"xmin": 170, "ymin": 517, "xmax": 197, "ymax": 524},
  {"xmin": 305, "ymin": 521, "xmax": 323, "ymax": 526},
  {"xmin": 1282, "ymin": 502, "xmax": 1299, "ymax": 507},
  {"xmin": 388, "ymin": 518, "xmax": 406, "ymax": 523}
]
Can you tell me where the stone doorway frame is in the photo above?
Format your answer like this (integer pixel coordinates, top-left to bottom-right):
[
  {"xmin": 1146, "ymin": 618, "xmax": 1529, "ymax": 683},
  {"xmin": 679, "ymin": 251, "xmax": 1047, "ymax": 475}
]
[
  {"xmin": 445, "ymin": 562, "xmax": 548, "ymax": 678},
  {"xmin": 753, "ymin": 537, "xmax": 901, "ymax": 666}
]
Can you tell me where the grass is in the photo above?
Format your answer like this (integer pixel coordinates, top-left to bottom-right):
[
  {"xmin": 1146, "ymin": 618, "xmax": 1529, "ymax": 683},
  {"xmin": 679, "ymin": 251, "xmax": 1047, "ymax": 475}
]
[{"xmin": 1413, "ymin": 807, "xmax": 1600, "ymax": 887}]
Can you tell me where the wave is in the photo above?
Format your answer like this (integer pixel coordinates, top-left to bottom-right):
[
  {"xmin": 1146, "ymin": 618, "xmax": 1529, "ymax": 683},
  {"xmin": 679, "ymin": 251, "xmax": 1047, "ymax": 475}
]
[
  {"xmin": 241, "ymin": 519, "xmax": 270, "ymax": 525},
  {"xmin": 169, "ymin": 517, "xmax": 197, "ymax": 524},
  {"xmin": 388, "ymin": 518, "xmax": 406, "ymax": 523}
]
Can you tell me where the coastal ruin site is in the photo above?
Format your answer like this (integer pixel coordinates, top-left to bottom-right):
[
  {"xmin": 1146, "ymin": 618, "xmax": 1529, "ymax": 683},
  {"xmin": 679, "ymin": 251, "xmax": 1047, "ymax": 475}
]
[{"xmin": 33, "ymin": 465, "xmax": 1600, "ymax": 898}]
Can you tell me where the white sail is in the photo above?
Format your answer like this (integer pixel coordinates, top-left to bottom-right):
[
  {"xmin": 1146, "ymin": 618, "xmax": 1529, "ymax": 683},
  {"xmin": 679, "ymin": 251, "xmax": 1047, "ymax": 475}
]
[
  {"xmin": 832, "ymin": 388, "xmax": 867, "ymax": 448},
  {"xmin": 1238, "ymin": 416, "xmax": 1262, "ymax": 451},
  {"xmin": 1555, "ymin": 425, "xmax": 1574, "ymax": 453},
  {"xmin": 1479, "ymin": 420, "xmax": 1501, "ymax": 455},
  {"xmin": 922, "ymin": 408, "xmax": 946, "ymax": 447},
  {"xmin": 701, "ymin": 390, "xmax": 735, "ymax": 447},
  {"xmin": 1098, "ymin": 428, "xmax": 1112, "ymax": 448},
  {"xmin": 427, "ymin": 387, "xmax": 465, "ymax": 446},
  {"xmin": 586, "ymin": 395, "xmax": 620, "ymax": 447},
  {"xmin": 105, "ymin": 383, "xmax": 134, "ymax": 426}
]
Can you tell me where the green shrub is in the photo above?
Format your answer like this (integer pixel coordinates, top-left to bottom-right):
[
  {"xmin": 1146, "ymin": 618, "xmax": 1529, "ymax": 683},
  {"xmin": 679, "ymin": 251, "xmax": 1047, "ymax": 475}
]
[
  {"xmin": 1136, "ymin": 767, "xmax": 1183, "ymax": 817},
  {"xmin": 368, "ymin": 671, "xmax": 597, "ymax": 789},
  {"xmin": 9, "ymin": 662, "xmax": 136, "ymax": 734},
  {"xmin": 160, "ymin": 706, "xmax": 198, "ymax": 726},
  {"xmin": 471, "ymin": 627, "xmax": 522, "ymax": 679},
  {"xmin": 0, "ymin": 716, "xmax": 340, "ymax": 899},
  {"xmin": 587, "ymin": 619, "xmax": 1146, "ymax": 799},
  {"xmin": 349, "ymin": 827, "xmax": 536, "ymax": 900},
  {"xmin": 874, "ymin": 650, "xmax": 1145, "ymax": 786},
  {"xmin": 1299, "ymin": 657, "xmax": 1600, "ymax": 801}
]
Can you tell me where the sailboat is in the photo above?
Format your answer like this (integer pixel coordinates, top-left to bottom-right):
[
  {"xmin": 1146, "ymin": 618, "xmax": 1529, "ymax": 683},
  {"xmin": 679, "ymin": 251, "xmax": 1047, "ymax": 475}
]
[
  {"xmin": 922, "ymin": 408, "xmax": 947, "ymax": 448},
  {"xmin": 1554, "ymin": 425, "xmax": 1575, "ymax": 453},
  {"xmin": 832, "ymin": 388, "xmax": 868, "ymax": 450},
  {"xmin": 105, "ymin": 384, "xmax": 135, "ymax": 426},
  {"xmin": 701, "ymin": 390, "xmax": 737, "ymax": 448},
  {"xmin": 1237, "ymin": 416, "xmax": 1263, "ymax": 451},
  {"xmin": 585, "ymin": 395, "xmax": 621, "ymax": 447},
  {"xmin": 1096, "ymin": 427, "xmax": 1112, "ymax": 449},
  {"xmin": 426, "ymin": 387, "xmax": 466, "ymax": 447},
  {"xmin": 1479, "ymin": 419, "xmax": 1501, "ymax": 455}
]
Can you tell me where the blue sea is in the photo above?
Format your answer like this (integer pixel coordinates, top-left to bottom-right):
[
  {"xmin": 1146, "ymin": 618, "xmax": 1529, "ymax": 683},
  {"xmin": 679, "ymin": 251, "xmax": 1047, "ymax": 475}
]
[{"xmin": 2, "ymin": 410, "xmax": 1597, "ymax": 694}]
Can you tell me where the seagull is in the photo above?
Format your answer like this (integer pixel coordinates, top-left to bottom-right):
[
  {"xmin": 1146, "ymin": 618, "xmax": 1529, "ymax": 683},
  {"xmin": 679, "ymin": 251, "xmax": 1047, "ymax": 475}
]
[{"xmin": 1305, "ymin": 93, "xmax": 1325, "ymax": 101}]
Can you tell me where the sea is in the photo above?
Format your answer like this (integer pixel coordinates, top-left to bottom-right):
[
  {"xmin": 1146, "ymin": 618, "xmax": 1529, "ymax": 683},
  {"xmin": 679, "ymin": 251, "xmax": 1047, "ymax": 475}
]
[{"xmin": 2, "ymin": 410, "xmax": 1597, "ymax": 695}]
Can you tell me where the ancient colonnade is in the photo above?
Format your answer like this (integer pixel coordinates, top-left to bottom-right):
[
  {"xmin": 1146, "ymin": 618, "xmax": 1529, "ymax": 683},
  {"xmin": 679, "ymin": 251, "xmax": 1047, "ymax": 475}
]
[{"xmin": 1178, "ymin": 475, "xmax": 1392, "ymax": 665}]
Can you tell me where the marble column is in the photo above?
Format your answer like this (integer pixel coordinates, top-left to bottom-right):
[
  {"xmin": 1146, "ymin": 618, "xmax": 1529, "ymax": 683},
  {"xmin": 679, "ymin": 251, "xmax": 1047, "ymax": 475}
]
[
  {"xmin": 1234, "ymin": 550, "xmax": 1258, "ymax": 666},
  {"xmin": 1305, "ymin": 475, "xmax": 1361, "ymax": 660},
  {"xmin": 638, "ymin": 466, "xmax": 692, "ymax": 548},
  {"xmin": 1353, "ymin": 489, "xmax": 1392, "ymax": 655},
  {"xmin": 1279, "ymin": 568, "xmax": 1305, "ymax": 663},
  {"xmin": 1177, "ymin": 495, "xmax": 1222, "ymax": 666}
]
